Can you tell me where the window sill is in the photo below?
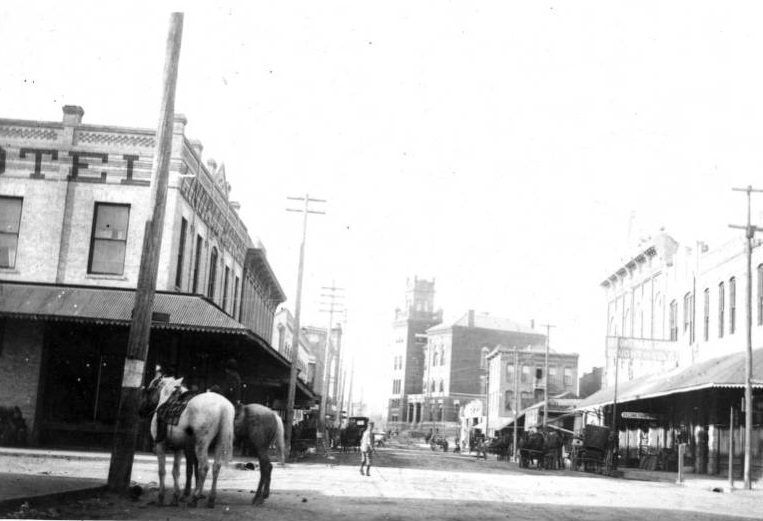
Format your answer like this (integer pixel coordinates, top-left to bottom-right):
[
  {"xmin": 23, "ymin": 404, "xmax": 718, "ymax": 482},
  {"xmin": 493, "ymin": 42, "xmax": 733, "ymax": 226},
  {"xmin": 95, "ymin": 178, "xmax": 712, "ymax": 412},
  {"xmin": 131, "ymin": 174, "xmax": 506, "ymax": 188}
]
[
  {"xmin": 86, "ymin": 274, "xmax": 129, "ymax": 281},
  {"xmin": 0, "ymin": 268, "xmax": 20, "ymax": 274}
]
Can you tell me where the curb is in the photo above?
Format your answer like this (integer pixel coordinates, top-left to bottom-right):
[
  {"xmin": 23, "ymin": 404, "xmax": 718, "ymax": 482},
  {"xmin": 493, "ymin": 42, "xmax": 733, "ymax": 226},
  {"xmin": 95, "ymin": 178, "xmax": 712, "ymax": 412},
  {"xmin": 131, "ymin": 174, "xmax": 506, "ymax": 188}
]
[{"xmin": 0, "ymin": 484, "xmax": 109, "ymax": 513}]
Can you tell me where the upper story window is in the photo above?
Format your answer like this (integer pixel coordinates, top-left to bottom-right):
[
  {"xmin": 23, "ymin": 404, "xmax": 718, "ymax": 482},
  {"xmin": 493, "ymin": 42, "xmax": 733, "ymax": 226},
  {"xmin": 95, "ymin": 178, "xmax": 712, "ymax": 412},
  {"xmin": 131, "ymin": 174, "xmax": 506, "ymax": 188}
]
[
  {"xmin": 0, "ymin": 196, "xmax": 23, "ymax": 269},
  {"xmin": 440, "ymin": 347, "xmax": 446, "ymax": 366},
  {"xmin": 175, "ymin": 217, "xmax": 188, "ymax": 289},
  {"xmin": 222, "ymin": 265, "xmax": 231, "ymax": 313},
  {"xmin": 191, "ymin": 235, "xmax": 203, "ymax": 294},
  {"xmin": 718, "ymin": 281, "xmax": 725, "ymax": 338},
  {"xmin": 88, "ymin": 203, "xmax": 129, "ymax": 275},
  {"xmin": 758, "ymin": 264, "xmax": 763, "ymax": 326},
  {"xmin": 683, "ymin": 292, "xmax": 694, "ymax": 344},
  {"xmin": 504, "ymin": 390, "xmax": 514, "ymax": 411},
  {"xmin": 233, "ymin": 275, "xmax": 240, "ymax": 321},
  {"xmin": 506, "ymin": 363, "xmax": 515, "ymax": 383},
  {"xmin": 729, "ymin": 277, "xmax": 736, "ymax": 335},
  {"xmin": 669, "ymin": 300, "xmax": 678, "ymax": 341},
  {"xmin": 703, "ymin": 288, "xmax": 710, "ymax": 342},
  {"xmin": 563, "ymin": 367, "xmax": 573, "ymax": 387},
  {"xmin": 208, "ymin": 247, "xmax": 218, "ymax": 299},
  {"xmin": 521, "ymin": 365, "xmax": 530, "ymax": 383},
  {"xmin": 549, "ymin": 366, "xmax": 558, "ymax": 386}
]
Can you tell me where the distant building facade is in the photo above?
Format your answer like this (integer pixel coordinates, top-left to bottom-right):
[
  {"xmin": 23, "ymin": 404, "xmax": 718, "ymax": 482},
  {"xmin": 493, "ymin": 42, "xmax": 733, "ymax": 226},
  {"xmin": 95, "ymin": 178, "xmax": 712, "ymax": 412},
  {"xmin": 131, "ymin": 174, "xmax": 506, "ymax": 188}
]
[
  {"xmin": 387, "ymin": 277, "xmax": 442, "ymax": 424},
  {"xmin": 578, "ymin": 366, "xmax": 603, "ymax": 399},
  {"xmin": 486, "ymin": 345, "xmax": 579, "ymax": 435},
  {"xmin": 408, "ymin": 310, "xmax": 547, "ymax": 425}
]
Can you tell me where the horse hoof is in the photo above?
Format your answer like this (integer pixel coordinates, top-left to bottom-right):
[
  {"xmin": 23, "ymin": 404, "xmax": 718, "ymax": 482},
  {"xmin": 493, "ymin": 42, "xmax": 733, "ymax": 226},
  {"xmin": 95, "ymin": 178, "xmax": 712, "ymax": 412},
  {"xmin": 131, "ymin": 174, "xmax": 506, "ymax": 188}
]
[
  {"xmin": 189, "ymin": 497, "xmax": 198, "ymax": 508},
  {"xmin": 252, "ymin": 496, "xmax": 264, "ymax": 506},
  {"xmin": 206, "ymin": 499, "xmax": 216, "ymax": 509},
  {"xmin": 170, "ymin": 496, "xmax": 179, "ymax": 507}
]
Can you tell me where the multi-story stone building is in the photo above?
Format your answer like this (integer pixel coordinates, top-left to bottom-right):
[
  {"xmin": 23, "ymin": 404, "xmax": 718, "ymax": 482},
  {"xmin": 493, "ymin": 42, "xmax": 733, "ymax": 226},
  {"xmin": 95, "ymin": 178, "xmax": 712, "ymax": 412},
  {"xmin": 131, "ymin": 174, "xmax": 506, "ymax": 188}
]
[
  {"xmin": 407, "ymin": 310, "xmax": 547, "ymax": 425},
  {"xmin": 601, "ymin": 231, "xmax": 763, "ymax": 387},
  {"xmin": 486, "ymin": 345, "xmax": 579, "ymax": 435},
  {"xmin": 0, "ymin": 106, "xmax": 315, "ymax": 447},
  {"xmin": 387, "ymin": 277, "xmax": 442, "ymax": 424}
]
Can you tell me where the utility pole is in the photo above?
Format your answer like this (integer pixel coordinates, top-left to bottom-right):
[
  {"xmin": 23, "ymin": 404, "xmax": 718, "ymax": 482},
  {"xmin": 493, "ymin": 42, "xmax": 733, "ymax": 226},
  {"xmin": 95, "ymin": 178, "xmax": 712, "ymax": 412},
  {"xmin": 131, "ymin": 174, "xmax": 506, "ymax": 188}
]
[
  {"xmin": 729, "ymin": 185, "xmax": 763, "ymax": 490},
  {"xmin": 284, "ymin": 194, "xmax": 325, "ymax": 456},
  {"xmin": 540, "ymin": 324, "xmax": 555, "ymax": 429},
  {"xmin": 106, "ymin": 13, "xmax": 183, "ymax": 493},
  {"xmin": 319, "ymin": 283, "xmax": 344, "ymax": 445},
  {"xmin": 513, "ymin": 347, "xmax": 520, "ymax": 462}
]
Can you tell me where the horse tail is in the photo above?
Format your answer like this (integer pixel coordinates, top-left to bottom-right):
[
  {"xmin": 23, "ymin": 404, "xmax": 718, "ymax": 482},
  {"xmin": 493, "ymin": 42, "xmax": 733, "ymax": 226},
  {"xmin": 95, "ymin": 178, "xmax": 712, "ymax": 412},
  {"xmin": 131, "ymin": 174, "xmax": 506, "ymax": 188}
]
[
  {"xmin": 218, "ymin": 400, "xmax": 235, "ymax": 464},
  {"xmin": 273, "ymin": 411, "xmax": 286, "ymax": 465}
]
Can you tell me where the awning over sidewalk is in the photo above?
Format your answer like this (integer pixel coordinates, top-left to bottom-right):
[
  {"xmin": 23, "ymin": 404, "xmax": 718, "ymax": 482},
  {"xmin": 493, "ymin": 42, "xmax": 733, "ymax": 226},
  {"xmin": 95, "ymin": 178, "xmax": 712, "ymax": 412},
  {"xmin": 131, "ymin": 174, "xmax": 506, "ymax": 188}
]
[
  {"xmin": 0, "ymin": 281, "xmax": 317, "ymax": 404},
  {"xmin": 577, "ymin": 347, "xmax": 763, "ymax": 410}
]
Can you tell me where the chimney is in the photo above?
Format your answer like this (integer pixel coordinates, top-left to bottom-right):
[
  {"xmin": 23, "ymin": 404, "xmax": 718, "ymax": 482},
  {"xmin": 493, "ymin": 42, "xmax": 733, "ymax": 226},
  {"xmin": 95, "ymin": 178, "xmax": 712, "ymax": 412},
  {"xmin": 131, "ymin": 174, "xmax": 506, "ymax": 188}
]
[
  {"xmin": 62, "ymin": 105, "xmax": 84, "ymax": 126},
  {"xmin": 467, "ymin": 309, "xmax": 475, "ymax": 328}
]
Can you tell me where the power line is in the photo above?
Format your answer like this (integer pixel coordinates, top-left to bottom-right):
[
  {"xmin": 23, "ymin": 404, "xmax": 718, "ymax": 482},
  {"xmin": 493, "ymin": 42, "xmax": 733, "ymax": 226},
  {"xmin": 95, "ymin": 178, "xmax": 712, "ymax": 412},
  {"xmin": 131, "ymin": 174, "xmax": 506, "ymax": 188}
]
[
  {"xmin": 283, "ymin": 193, "xmax": 325, "ymax": 457},
  {"xmin": 729, "ymin": 185, "xmax": 763, "ymax": 490}
]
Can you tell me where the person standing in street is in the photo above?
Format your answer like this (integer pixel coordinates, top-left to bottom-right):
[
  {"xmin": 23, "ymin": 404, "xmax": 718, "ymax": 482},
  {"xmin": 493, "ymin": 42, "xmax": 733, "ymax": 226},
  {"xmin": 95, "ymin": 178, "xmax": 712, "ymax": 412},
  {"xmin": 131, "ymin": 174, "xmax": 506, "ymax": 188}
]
[{"xmin": 360, "ymin": 421, "xmax": 375, "ymax": 477}]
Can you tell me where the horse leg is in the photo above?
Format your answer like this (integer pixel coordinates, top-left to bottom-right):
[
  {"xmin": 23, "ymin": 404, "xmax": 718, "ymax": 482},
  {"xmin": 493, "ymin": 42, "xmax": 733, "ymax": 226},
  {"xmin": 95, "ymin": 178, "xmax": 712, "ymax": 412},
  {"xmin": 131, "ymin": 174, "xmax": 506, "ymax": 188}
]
[
  {"xmin": 253, "ymin": 460, "xmax": 270, "ymax": 506},
  {"xmin": 170, "ymin": 450, "xmax": 182, "ymax": 506},
  {"xmin": 262, "ymin": 456, "xmax": 273, "ymax": 499},
  {"xmin": 156, "ymin": 443, "xmax": 167, "ymax": 506},
  {"xmin": 206, "ymin": 457, "xmax": 221, "ymax": 509},
  {"xmin": 184, "ymin": 447, "xmax": 196, "ymax": 498},
  {"xmin": 190, "ymin": 443, "xmax": 210, "ymax": 508}
]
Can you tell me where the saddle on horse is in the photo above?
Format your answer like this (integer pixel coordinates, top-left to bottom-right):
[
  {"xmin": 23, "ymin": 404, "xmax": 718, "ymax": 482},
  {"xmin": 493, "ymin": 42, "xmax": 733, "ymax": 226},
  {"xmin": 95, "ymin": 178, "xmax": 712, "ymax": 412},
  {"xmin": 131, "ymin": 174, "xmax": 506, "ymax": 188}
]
[{"xmin": 155, "ymin": 389, "xmax": 199, "ymax": 444}]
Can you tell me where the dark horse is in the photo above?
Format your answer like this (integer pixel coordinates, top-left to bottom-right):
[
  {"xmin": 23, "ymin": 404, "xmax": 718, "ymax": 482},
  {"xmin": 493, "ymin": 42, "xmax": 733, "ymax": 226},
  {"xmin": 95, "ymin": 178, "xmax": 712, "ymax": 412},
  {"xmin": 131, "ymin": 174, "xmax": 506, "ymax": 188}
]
[
  {"xmin": 518, "ymin": 430, "xmax": 545, "ymax": 468},
  {"xmin": 542, "ymin": 430, "xmax": 564, "ymax": 470},
  {"xmin": 234, "ymin": 403, "xmax": 285, "ymax": 506}
]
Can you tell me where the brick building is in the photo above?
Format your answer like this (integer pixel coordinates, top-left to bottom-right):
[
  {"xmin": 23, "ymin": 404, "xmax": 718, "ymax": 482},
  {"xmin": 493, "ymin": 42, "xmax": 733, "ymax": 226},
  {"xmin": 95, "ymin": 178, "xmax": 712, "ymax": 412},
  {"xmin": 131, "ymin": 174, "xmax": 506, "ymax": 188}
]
[
  {"xmin": 387, "ymin": 277, "xmax": 442, "ymax": 424},
  {"xmin": 0, "ymin": 106, "xmax": 315, "ymax": 447},
  {"xmin": 406, "ymin": 310, "xmax": 547, "ymax": 425}
]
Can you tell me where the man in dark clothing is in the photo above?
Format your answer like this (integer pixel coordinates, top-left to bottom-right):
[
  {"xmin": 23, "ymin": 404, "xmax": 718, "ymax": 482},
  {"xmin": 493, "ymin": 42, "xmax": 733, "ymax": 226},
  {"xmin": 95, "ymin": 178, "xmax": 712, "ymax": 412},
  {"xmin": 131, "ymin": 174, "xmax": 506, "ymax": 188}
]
[{"xmin": 210, "ymin": 358, "xmax": 242, "ymax": 405}]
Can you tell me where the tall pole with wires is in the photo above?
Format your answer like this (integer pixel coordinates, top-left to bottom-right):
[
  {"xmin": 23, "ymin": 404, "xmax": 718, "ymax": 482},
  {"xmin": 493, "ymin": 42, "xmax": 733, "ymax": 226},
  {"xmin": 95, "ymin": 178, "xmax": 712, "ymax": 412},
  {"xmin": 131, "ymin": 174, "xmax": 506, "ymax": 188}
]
[
  {"xmin": 284, "ymin": 194, "xmax": 325, "ymax": 456},
  {"xmin": 540, "ymin": 324, "xmax": 555, "ymax": 429},
  {"xmin": 319, "ymin": 282, "xmax": 344, "ymax": 444},
  {"xmin": 107, "ymin": 13, "xmax": 183, "ymax": 492},
  {"xmin": 729, "ymin": 185, "xmax": 763, "ymax": 490}
]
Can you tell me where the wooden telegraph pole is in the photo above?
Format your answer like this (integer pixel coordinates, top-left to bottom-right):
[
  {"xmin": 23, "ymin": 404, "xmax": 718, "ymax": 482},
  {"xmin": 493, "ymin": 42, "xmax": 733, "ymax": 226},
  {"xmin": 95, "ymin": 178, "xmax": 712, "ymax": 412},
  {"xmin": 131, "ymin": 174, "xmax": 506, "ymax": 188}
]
[
  {"xmin": 540, "ymin": 324, "xmax": 555, "ymax": 429},
  {"xmin": 729, "ymin": 185, "xmax": 763, "ymax": 490},
  {"xmin": 107, "ymin": 12, "xmax": 184, "ymax": 492},
  {"xmin": 284, "ymin": 195, "xmax": 325, "ymax": 457}
]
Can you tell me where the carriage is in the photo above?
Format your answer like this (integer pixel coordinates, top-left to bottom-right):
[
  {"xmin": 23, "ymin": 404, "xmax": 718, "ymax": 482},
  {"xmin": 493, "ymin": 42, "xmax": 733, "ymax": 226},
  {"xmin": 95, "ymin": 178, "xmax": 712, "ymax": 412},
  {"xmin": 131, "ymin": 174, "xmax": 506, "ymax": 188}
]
[
  {"xmin": 339, "ymin": 416, "xmax": 370, "ymax": 451},
  {"xmin": 570, "ymin": 424, "xmax": 612, "ymax": 473}
]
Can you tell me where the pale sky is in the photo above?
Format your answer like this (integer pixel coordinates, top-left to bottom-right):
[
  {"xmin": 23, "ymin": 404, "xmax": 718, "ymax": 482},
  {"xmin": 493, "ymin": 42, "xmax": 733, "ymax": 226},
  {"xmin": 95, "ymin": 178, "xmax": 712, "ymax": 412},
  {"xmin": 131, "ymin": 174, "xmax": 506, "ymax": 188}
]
[{"xmin": 3, "ymin": 1, "xmax": 763, "ymax": 416}]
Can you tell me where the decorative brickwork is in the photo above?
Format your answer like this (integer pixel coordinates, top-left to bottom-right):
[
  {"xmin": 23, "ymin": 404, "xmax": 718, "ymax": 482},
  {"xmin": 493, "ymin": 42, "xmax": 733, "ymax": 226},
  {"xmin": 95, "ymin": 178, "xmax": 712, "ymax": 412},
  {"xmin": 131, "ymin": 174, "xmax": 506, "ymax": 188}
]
[
  {"xmin": 76, "ymin": 131, "xmax": 155, "ymax": 148},
  {"xmin": 0, "ymin": 126, "xmax": 58, "ymax": 141}
]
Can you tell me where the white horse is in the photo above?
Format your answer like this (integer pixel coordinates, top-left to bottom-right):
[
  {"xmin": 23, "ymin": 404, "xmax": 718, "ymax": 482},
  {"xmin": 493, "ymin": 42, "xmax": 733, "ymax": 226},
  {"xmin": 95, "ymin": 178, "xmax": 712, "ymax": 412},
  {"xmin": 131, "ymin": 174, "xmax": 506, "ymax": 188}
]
[{"xmin": 139, "ymin": 374, "xmax": 234, "ymax": 508}]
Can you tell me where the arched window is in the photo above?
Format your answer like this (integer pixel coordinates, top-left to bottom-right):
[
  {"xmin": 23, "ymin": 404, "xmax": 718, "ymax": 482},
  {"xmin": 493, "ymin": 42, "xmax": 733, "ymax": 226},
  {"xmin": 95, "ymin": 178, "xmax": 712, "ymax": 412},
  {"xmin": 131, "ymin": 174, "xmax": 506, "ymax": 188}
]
[
  {"xmin": 669, "ymin": 300, "xmax": 678, "ymax": 341},
  {"xmin": 430, "ymin": 379, "xmax": 436, "ymax": 392},
  {"xmin": 480, "ymin": 347, "xmax": 489, "ymax": 369},
  {"xmin": 758, "ymin": 264, "xmax": 763, "ymax": 325},
  {"xmin": 432, "ymin": 349, "xmax": 439, "ymax": 366},
  {"xmin": 703, "ymin": 288, "xmax": 710, "ymax": 341},
  {"xmin": 439, "ymin": 380, "xmax": 444, "ymax": 392},
  {"xmin": 440, "ymin": 347, "xmax": 446, "ymax": 366},
  {"xmin": 207, "ymin": 247, "xmax": 218, "ymax": 299}
]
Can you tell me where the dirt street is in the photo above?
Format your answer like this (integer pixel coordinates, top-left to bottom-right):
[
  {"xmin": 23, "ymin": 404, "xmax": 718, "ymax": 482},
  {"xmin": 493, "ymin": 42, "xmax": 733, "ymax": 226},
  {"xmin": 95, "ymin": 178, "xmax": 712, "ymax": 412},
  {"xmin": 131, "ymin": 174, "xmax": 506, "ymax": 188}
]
[{"xmin": 1, "ymin": 445, "xmax": 760, "ymax": 520}]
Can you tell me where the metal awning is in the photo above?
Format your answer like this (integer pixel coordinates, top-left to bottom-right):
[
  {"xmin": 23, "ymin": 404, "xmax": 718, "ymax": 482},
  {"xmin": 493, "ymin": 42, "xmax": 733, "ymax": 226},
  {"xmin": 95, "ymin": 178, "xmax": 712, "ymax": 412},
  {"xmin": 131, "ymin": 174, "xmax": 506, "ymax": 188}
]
[
  {"xmin": 577, "ymin": 347, "xmax": 763, "ymax": 410},
  {"xmin": 0, "ymin": 281, "xmax": 317, "ymax": 404}
]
